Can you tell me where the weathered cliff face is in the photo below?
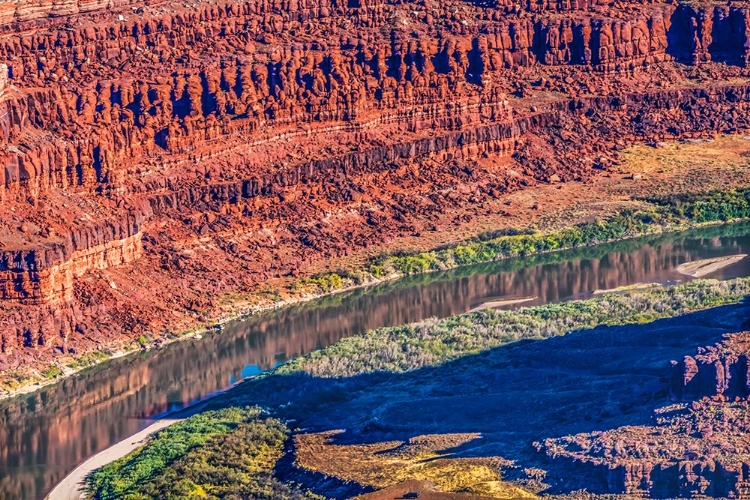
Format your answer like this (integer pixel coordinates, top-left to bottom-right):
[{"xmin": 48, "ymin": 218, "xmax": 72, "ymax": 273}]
[
  {"xmin": 544, "ymin": 398, "xmax": 750, "ymax": 498},
  {"xmin": 671, "ymin": 333, "xmax": 750, "ymax": 401},
  {"xmin": 0, "ymin": 0, "xmax": 143, "ymax": 27},
  {"xmin": 1, "ymin": 0, "xmax": 750, "ymax": 391},
  {"xmin": 1, "ymin": 0, "xmax": 750, "ymax": 206},
  {"xmin": 543, "ymin": 332, "xmax": 750, "ymax": 499}
]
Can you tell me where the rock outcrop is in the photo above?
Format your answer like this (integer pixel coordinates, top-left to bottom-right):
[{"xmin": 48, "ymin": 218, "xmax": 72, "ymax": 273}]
[
  {"xmin": 671, "ymin": 333, "xmax": 750, "ymax": 401},
  {"xmin": 544, "ymin": 398, "xmax": 750, "ymax": 498},
  {"xmin": 0, "ymin": 0, "xmax": 750, "ymax": 400},
  {"xmin": 543, "ymin": 332, "xmax": 750, "ymax": 498}
]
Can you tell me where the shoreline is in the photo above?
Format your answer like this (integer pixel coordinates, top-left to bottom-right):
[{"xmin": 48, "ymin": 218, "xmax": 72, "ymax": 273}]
[
  {"xmin": 75, "ymin": 275, "xmax": 750, "ymax": 500},
  {"xmin": 676, "ymin": 254, "xmax": 748, "ymax": 278},
  {"xmin": 2, "ymin": 216, "xmax": 747, "ymax": 404},
  {"xmin": 45, "ymin": 395, "xmax": 222, "ymax": 500},
  {"xmin": 43, "ymin": 220, "xmax": 750, "ymax": 499},
  {"xmin": 0, "ymin": 274, "xmax": 398, "ymax": 403}
]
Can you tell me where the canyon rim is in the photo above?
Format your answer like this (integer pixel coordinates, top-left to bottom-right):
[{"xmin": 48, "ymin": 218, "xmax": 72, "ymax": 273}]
[{"xmin": 1, "ymin": 0, "xmax": 750, "ymax": 497}]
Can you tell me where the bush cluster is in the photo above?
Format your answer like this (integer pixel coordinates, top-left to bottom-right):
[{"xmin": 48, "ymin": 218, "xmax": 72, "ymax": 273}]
[
  {"xmin": 298, "ymin": 189, "xmax": 750, "ymax": 295},
  {"xmin": 647, "ymin": 188, "xmax": 750, "ymax": 223},
  {"xmin": 382, "ymin": 189, "xmax": 750, "ymax": 276},
  {"xmin": 277, "ymin": 278, "xmax": 750, "ymax": 378}
]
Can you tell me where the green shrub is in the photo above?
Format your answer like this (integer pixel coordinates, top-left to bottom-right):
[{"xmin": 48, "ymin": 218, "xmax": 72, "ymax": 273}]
[
  {"xmin": 77, "ymin": 350, "xmax": 109, "ymax": 367},
  {"xmin": 88, "ymin": 407, "xmax": 320, "ymax": 500},
  {"xmin": 393, "ymin": 252, "xmax": 440, "ymax": 274},
  {"xmin": 276, "ymin": 277, "xmax": 750, "ymax": 378},
  {"xmin": 41, "ymin": 365, "xmax": 62, "ymax": 380},
  {"xmin": 369, "ymin": 264, "xmax": 387, "ymax": 278},
  {"xmin": 307, "ymin": 273, "xmax": 343, "ymax": 293}
]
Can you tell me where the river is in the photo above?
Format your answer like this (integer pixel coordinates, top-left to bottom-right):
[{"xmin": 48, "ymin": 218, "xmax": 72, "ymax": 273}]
[{"xmin": 2, "ymin": 223, "xmax": 750, "ymax": 499}]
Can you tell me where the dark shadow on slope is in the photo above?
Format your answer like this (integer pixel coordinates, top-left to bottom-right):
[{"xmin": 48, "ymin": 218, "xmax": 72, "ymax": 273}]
[
  {"xmin": 666, "ymin": 6, "xmax": 695, "ymax": 64},
  {"xmin": 708, "ymin": 7, "xmax": 748, "ymax": 67},
  {"xmin": 209, "ymin": 300, "xmax": 750, "ymax": 496},
  {"xmin": 273, "ymin": 439, "xmax": 375, "ymax": 499}
]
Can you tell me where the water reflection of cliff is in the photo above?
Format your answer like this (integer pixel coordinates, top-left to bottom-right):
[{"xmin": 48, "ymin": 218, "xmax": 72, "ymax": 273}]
[{"xmin": 1, "ymin": 223, "xmax": 750, "ymax": 499}]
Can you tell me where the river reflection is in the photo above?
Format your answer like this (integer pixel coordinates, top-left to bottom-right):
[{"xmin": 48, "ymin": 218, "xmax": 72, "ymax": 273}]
[{"xmin": 2, "ymin": 223, "xmax": 750, "ymax": 499}]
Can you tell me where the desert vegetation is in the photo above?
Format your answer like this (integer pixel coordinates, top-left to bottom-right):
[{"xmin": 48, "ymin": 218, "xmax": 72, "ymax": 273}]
[
  {"xmin": 278, "ymin": 278, "xmax": 750, "ymax": 378},
  {"xmin": 88, "ymin": 407, "xmax": 320, "ymax": 500},
  {"xmin": 299, "ymin": 189, "xmax": 750, "ymax": 294},
  {"xmin": 384, "ymin": 189, "xmax": 750, "ymax": 274},
  {"xmin": 86, "ymin": 276, "xmax": 750, "ymax": 498}
]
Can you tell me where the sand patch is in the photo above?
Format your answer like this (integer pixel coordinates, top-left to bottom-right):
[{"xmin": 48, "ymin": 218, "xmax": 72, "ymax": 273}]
[
  {"xmin": 468, "ymin": 296, "xmax": 537, "ymax": 312},
  {"xmin": 676, "ymin": 254, "xmax": 747, "ymax": 278}
]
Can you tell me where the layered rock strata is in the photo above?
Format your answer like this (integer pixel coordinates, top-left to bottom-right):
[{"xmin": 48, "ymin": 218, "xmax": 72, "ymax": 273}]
[
  {"xmin": 1, "ymin": 0, "xmax": 750, "ymax": 369},
  {"xmin": 543, "ymin": 332, "xmax": 750, "ymax": 498}
]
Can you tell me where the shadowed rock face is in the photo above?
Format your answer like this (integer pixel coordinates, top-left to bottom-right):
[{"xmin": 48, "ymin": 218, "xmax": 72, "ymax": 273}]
[
  {"xmin": 544, "ymin": 400, "xmax": 750, "ymax": 498},
  {"xmin": 671, "ymin": 333, "xmax": 750, "ymax": 401},
  {"xmin": 2, "ymin": 0, "xmax": 750, "ymax": 372},
  {"xmin": 544, "ymin": 331, "xmax": 750, "ymax": 499}
]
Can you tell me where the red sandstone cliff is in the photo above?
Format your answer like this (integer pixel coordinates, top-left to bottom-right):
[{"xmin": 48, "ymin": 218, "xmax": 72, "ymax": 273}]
[{"xmin": 0, "ymin": 0, "xmax": 749, "ymax": 381}]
